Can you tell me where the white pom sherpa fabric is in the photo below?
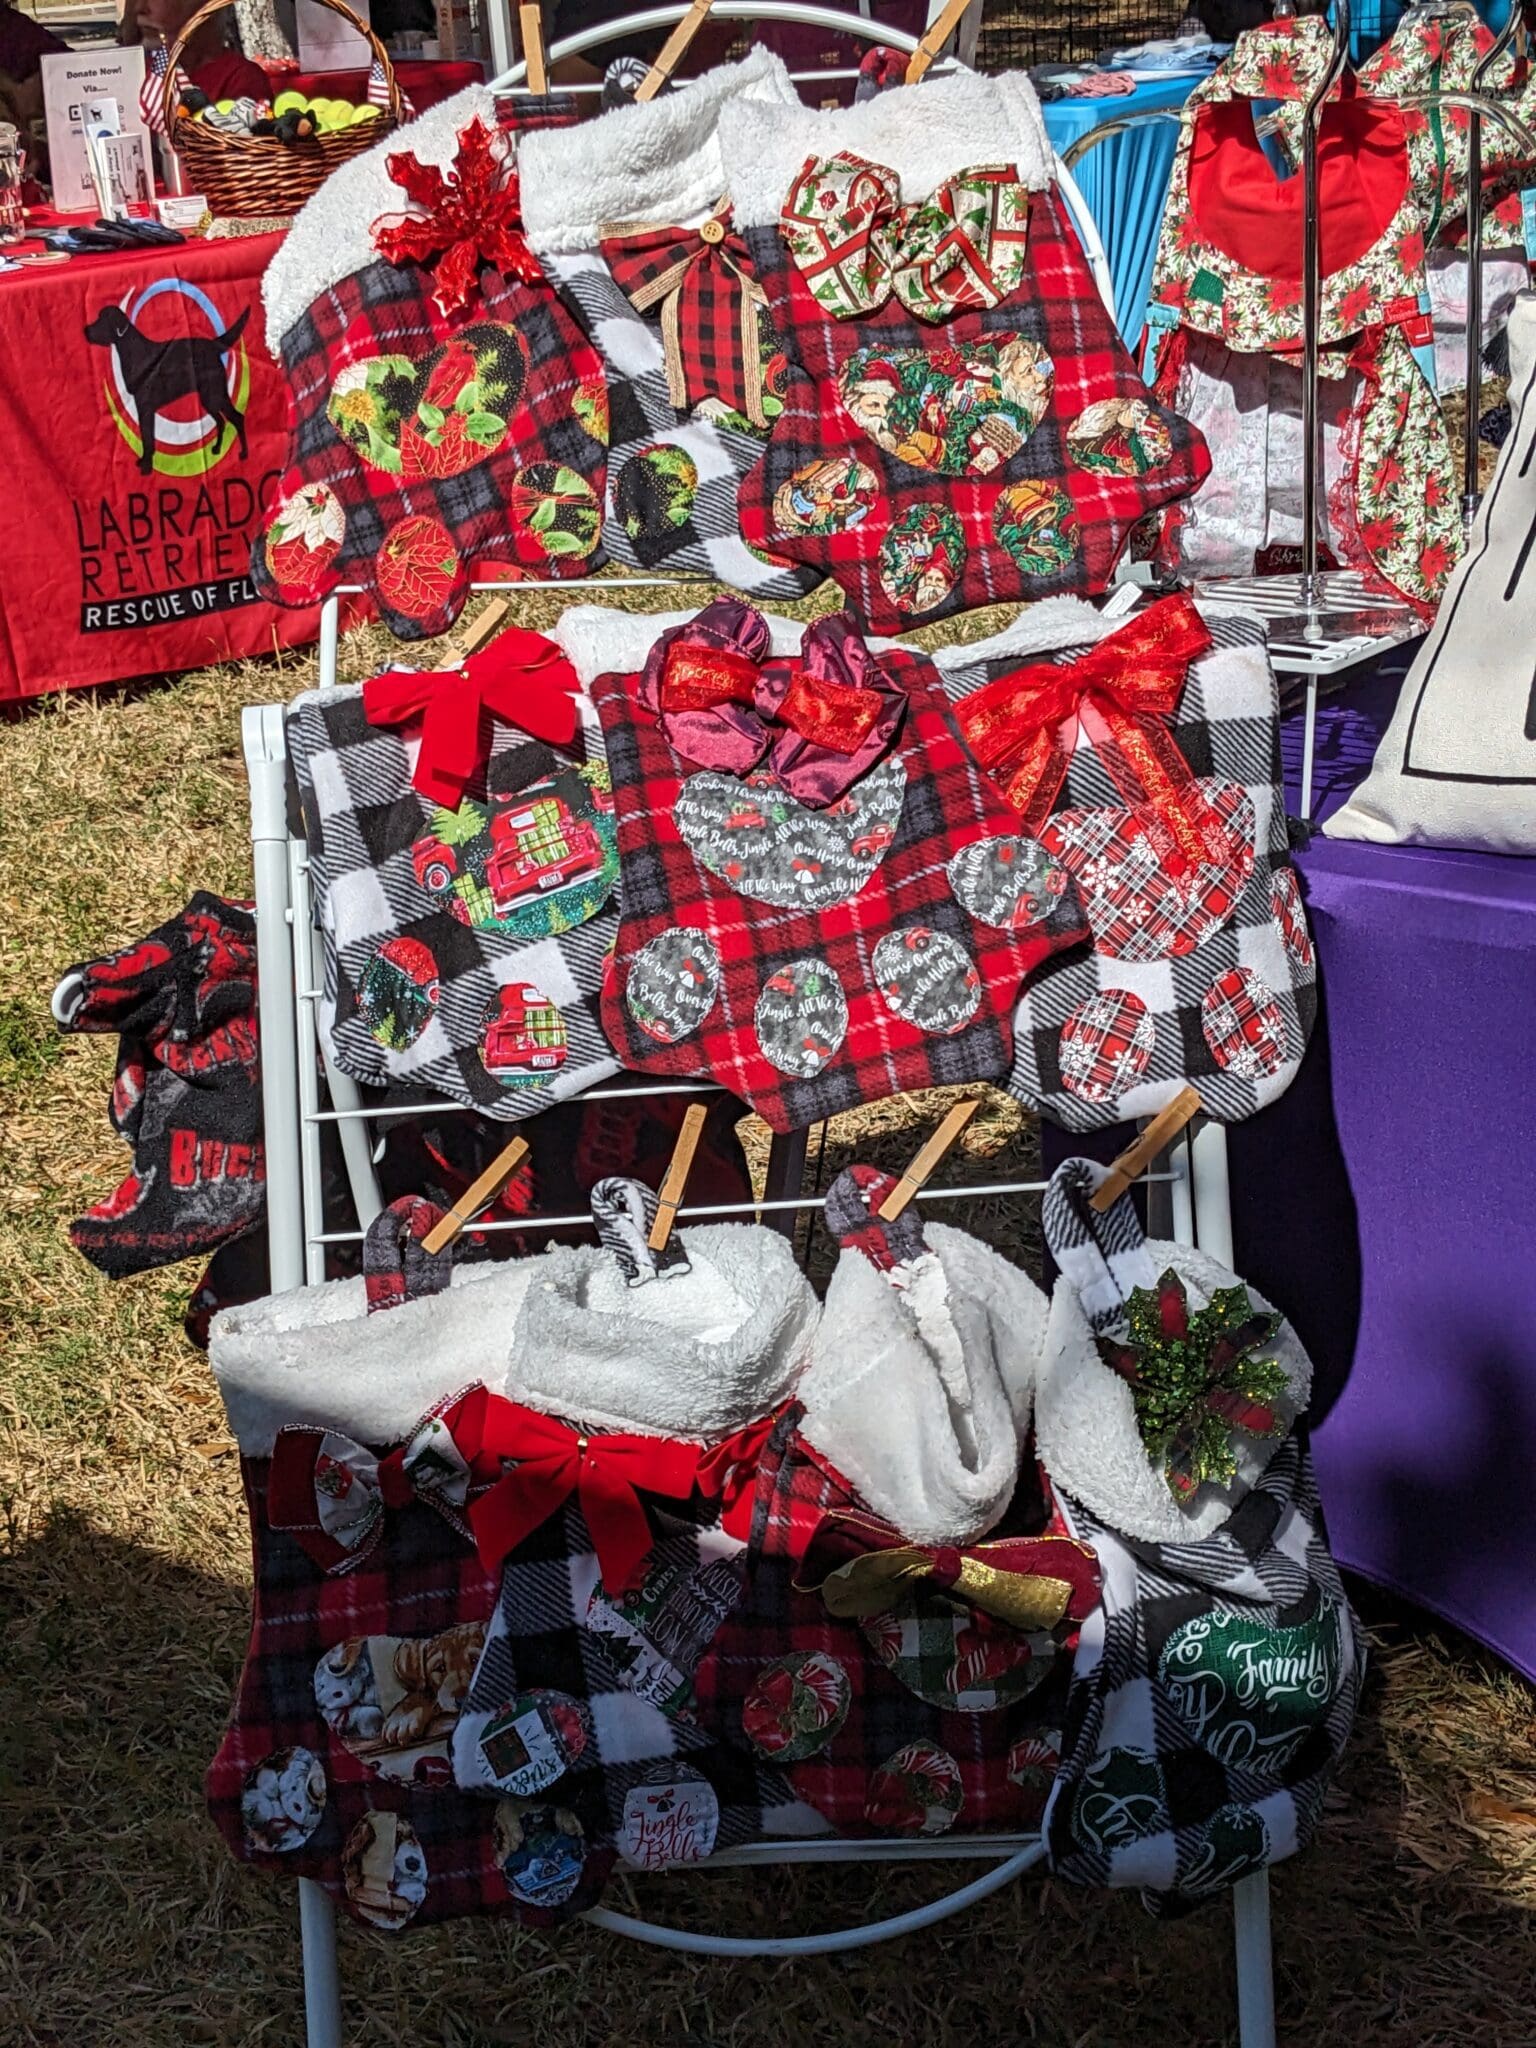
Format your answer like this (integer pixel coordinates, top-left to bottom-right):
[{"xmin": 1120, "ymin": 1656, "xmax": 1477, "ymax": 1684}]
[
  {"xmin": 796, "ymin": 1223, "xmax": 1047, "ymax": 1546},
  {"xmin": 723, "ymin": 68, "xmax": 1052, "ymax": 229},
  {"xmin": 506, "ymin": 1223, "xmax": 820, "ymax": 1439},
  {"xmin": 1037, "ymin": 1159, "xmax": 1313, "ymax": 1544},
  {"xmin": 261, "ymin": 84, "xmax": 497, "ymax": 353},
  {"xmin": 549, "ymin": 603, "xmax": 899, "ymax": 687}
]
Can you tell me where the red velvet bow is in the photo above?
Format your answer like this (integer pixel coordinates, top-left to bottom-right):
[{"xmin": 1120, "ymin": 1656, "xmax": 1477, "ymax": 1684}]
[
  {"xmin": 373, "ymin": 117, "xmax": 543, "ymax": 320},
  {"xmin": 600, "ymin": 206, "xmax": 769, "ymax": 426},
  {"xmin": 448, "ymin": 1387, "xmax": 776, "ymax": 1593},
  {"xmin": 363, "ymin": 626, "xmax": 581, "ymax": 809},
  {"xmin": 955, "ymin": 594, "xmax": 1227, "ymax": 878},
  {"xmin": 795, "ymin": 1506, "xmax": 1103, "ymax": 1631}
]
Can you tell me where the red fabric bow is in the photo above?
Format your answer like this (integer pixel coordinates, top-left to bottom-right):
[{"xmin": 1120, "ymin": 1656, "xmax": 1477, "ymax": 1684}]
[
  {"xmin": 448, "ymin": 1387, "xmax": 777, "ymax": 1593},
  {"xmin": 796, "ymin": 1506, "xmax": 1103, "ymax": 1630},
  {"xmin": 600, "ymin": 206, "xmax": 769, "ymax": 425},
  {"xmin": 268, "ymin": 1404, "xmax": 493, "ymax": 1575},
  {"xmin": 373, "ymin": 117, "xmax": 543, "ymax": 321},
  {"xmin": 363, "ymin": 626, "xmax": 581, "ymax": 808},
  {"xmin": 954, "ymin": 594, "xmax": 1226, "ymax": 878}
]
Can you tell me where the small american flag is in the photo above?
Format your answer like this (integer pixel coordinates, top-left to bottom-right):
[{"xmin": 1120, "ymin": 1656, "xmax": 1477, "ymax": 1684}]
[
  {"xmin": 366, "ymin": 55, "xmax": 414, "ymax": 120},
  {"xmin": 139, "ymin": 38, "xmax": 193, "ymax": 135}
]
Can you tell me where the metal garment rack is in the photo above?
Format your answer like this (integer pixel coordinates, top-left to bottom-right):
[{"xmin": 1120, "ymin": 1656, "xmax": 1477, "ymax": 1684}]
[{"xmin": 236, "ymin": 14, "xmax": 1275, "ymax": 2038}]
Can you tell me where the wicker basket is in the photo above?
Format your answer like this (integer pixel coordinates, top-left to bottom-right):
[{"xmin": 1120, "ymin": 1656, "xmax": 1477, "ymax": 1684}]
[{"xmin": 165, "ymin": 0, "xmax": 404, "ymax": 220}]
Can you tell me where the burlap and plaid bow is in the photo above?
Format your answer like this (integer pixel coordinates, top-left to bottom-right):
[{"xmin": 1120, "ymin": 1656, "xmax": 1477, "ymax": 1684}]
[
  {"xmin": 781, "ymin": 151, "xmax": 1033, "ymax": 322},
  {"xmin": 600, "ymin": 205, "xmax": 771, "ymax": 426}
]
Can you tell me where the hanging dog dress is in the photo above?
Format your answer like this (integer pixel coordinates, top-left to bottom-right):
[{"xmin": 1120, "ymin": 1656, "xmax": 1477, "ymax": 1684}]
[
  {"xmin": 252, "ymin": 87, "xmax": 609, "ymax": 639},
  {"xmin": 690, "ymin": 1169, "xmax": 1102, "ymax": 1837},
  {"xmin": 717, "ymin": 69, "xmax": 1208, "ymax": 630},
  {"xmin": 285, "ymin": 629, "xmax": 623, "ymax": 1118},
  {"xmin": 1033, "ymin": 1160, "xmax": 1362, "ymax": 1910},
  {"xmin": 559, "ymin": 598, "xmax": 1087, "ymax": 1133},
  {"xmin": 515, "ymin": 51, "xmax": 821, "ymax": 599},
  {"xmin": 1144, "ymin": 19, "xmax": 1461, "ymax": 609},
  {"xmin": 932, "ymin": 592, "xmax": 1316, "ymax": 1129}
]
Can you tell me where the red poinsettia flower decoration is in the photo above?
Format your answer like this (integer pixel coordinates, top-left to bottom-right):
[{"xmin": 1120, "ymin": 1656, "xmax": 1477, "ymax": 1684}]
[{"xmin": 373, "ymin": 116, "xmax": 544, "ymax": 320}]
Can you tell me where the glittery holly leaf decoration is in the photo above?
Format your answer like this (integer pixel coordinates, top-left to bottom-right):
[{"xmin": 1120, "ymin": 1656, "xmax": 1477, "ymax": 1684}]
[
  {"xmin": 1098, "ymin": 1271, "xmax": 1289, "ymax": 1504},
  {"xmin": 373, "ymin": 117, "xmax": 544, "ymax": 321}
]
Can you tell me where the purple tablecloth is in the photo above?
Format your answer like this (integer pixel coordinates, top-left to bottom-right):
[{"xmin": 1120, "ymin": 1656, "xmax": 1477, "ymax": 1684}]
[{"xmin": 1049, "ymin": 657, "xmax": 1536, "ymax": 1683}]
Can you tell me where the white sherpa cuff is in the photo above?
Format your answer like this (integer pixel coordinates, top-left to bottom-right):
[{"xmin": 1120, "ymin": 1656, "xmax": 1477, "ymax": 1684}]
[
  {"xmin": 724, "ymin": 67, "xmax": 1053, "ymax": 229},
  {"xmin": 549, "ymin": 604, "xmax": 900, "ymax": 688},
  {"xmin": 518, "ymin": 48, "xmax": 800, "ymax": 252},
  {"xmin": 262, "ymin": 84, "xmax": 498, "ymax": 354}
]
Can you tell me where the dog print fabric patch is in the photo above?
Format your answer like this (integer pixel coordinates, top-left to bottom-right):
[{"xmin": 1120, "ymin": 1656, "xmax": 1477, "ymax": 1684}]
[
  {"xmin": 342, "ymin": 1811, "xmax": 429, "ymax": 1930},
  {"xmin": 313, "ymin": 1623, "xmax": 484, "ymax": 1785},
  {"xmin": 241, "ymin": 1747, "xmax": 327, "ymax": 1853}
]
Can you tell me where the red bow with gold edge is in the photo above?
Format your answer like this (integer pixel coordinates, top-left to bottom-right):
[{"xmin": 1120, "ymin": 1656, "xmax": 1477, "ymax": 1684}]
[
  {"xmin": 373, "ymin": 117, "xmax": 543, "ymax": 321},
  {"xmin": 601, "ymin": 204, "xmax": 770, "ymax": 426},
  {"xmin": 954, "ymin": 594, "xmax": 1228, "ymax": 878},
  {"xmin": 363, "ymin": 627, "xmax": 581, "ymax": 808},
  {"xmin": 795, "ymin": 1507, "xmax": 1103, "ymax": 1631}
]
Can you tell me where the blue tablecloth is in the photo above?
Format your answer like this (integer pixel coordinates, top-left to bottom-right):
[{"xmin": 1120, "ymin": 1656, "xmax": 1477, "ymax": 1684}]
[{"xmin": 1043, "ymin": 74, "xmax": 1193, "ymax": 349}]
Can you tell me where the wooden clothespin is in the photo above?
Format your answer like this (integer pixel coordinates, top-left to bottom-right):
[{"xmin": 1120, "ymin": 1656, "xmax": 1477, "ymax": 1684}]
[
  {"xmin": 905, "ymin": 0, "xmax": 972, "ymax": 83},
  {"xmin": 648, "ymin": 1101, "xmax": 708, "ymax": 1251},
  {"xmin": 520, "ymin": 2, "xmax": 548, "ymax": 96},
  {"xmin": 1089, "ymin": 1086, "xmax": 1200, "ymax": 1214},
  {"xmin": 636, "ymin": 0, "xmax": 715, "ymax": 102},
  {"xmin": 878, "ymin": 1098, "xmax": 982, "ymax": 1221},
  {"xmin": 444, "ymin": 595, "xmax": 509, "ymax": 669},
  {"xmin": 422, "ymin": 1134, "xmax": 531, "ymax": 1254}
]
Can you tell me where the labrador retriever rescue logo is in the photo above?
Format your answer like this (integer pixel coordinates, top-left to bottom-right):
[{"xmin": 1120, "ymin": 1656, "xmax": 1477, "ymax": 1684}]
[{"xmin": 75, "ymin": 277, "xmax": 281, "ymax": 633}]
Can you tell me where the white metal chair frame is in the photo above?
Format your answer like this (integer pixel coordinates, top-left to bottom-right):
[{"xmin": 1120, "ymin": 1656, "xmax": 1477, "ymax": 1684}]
[{"xmin": 236, "ymin": 12, "xmax": 1276, "ymax": 2038}]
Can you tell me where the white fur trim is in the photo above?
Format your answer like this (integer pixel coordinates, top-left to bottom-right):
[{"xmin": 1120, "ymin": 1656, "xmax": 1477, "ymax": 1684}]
[
  {"xmin": 262, "ymin": 85, "xmax": 498, "ymax": 354},
  {"xmin": 724, "ymin": 68, "xmax": 1052, "ymax": 229},
  {"xmin": 519, "ymin": 50, "xmax": 799, "ymax": 253},
  {"xmin": 505, "ymin": 1224, "xmax": 819, "ymax": 1438},
  {"xmin": 549, "ymin": 604, "xmax": 898, "ymax": 687},
  {"xmin": 797, "ymin": 1225, "xmax": 1046, "ymax": 1545},
  {"xmin": 210, "ymin": 1258, "xmax": 539, "ymax": 1455},
  {"xmin": 926, "ymin": 596, "xmax": 1114, "ymax": 669},
  {"xmin": 1036, "ymin": 1240, "xmax": 1314, "ymax": 1545}
]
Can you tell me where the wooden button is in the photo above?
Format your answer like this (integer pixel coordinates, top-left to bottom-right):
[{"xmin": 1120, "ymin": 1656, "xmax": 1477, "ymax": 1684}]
[{"xmin": 699, "ymin": 218, "xmax": 725, "ymax": 245}]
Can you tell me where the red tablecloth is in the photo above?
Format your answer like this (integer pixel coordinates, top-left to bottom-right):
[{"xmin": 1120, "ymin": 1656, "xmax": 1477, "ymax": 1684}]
[
  {"xmin": 285, "ymin": 58, "xmax": 481, "ymax": 113},
  {"xmin": 0, "ymin": 226, "xmax": 322, "ymax": 701}
]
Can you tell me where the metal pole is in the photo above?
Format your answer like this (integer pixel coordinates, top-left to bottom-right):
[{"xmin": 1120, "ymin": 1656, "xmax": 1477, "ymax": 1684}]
[{"xmin": 1300, "ymin": 0, "xmax": 1350, "ymax": 615}]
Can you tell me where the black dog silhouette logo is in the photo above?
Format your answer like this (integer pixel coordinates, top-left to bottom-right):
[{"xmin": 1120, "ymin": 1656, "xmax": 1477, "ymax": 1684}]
[{"xmin": 83, "ymin": 276, "xmax": 249, "ymax": 478}]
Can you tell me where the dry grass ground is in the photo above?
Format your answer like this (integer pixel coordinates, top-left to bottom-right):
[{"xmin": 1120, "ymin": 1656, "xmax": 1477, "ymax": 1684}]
[{"xmin": 2, "ymin": 599, "xmax": 1535, "ymax": 2047}]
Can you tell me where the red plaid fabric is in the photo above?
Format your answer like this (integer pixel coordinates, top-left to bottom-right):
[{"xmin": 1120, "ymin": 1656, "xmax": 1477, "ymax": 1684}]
[
  {"xmin": 691, "ymin": 1409, "xmax": 1074, "ymax": 1835},
  {"xmin": 736, "ymin": 187, "xmax": 1210, "ymax": 632},
  {"xmin": 251, "ymin": 255, "xmax": 608, "ymax": 642},
  {"xmin": 593, "ymin": 602, "xmax": 1088, "ymax": 1134},
  {"xmin": 600, "ymin": 211, "xmax": 770, "ymax": 426}
]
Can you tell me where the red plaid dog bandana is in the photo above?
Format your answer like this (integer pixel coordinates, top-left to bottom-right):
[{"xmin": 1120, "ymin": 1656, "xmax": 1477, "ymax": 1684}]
[
  {"xmin": 592, "ymin": 600, "xmax": 1088, "ymax": 1133},
  {"xmin": 735, "ymin": 168, "xmax": 1209, "ymax": 631},
  {"xmin": 601, "ymin": 206, "xmax": 771, "ymax": 426}
]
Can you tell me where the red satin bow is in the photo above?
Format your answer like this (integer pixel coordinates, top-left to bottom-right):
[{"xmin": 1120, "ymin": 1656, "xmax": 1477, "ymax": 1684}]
[
  {"xmin": 373, "ymin": 116, "xmax": 543, "ymax": 320},
  {"xmin": 955, "ymin": 594, "xmax": 1227, "ymax": 878},
  {"xmin": 658, "ymin": 642, "xmax": 887, "ymax": 759},
  {"xmin": 449, "ymin": 1387, "xmax": 777, "ymax": 1593},
  {"xmin": 601, "ymin": 206, "xmax": 768, "ymax": 425},
  {"xmin": 363, "ymin": 626, "xmax": 581, "ymax": 809}
]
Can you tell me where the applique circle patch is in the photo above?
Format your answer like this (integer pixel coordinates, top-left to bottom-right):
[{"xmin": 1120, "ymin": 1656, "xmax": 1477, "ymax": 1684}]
[
  {"xmin": 356, "ymin": 936, "xmax": 441, "ymax": 1051},
  {"xmin": 1065, "ymin": 396, "xmax": 1174, "ymax": 478},
  {"xmin": 865, "ymin": 1740, "xmax": 963, "ymax": 1835},
  {"xmin": 1270, "ymin": 867, "xmax": 1313, "ymax": 968},
  {"xmin": 1200, "ymin": 967, "xmax": 1289, "ymax": 1078},
  {"xmin": 411, "ymin": 763, "xmax": 619, "ymax": 939},
  {"xmin": 615, "ymin": 443, "xmax": 700, "ymax": 543},
  {"xmin": 948, "ymin": 835, "xmax": 1069, "ymax": 930},
  {"xmin": 261, "ymin": 482, "xmax": 344, "ymax": 599},
  {"xmin": 1071, "ymin": 1746, "xmax": 1166, "ymax": 1852},
  {"xmin": 1006, "ymin": 1733, "xmax": 1060, "ymax": 1801},
  {"xmin": 510, "ymin": 462, "xmax": 602, "ymax": 561},
  {"xmin": 742, "ymin": 1650, "xmax": 851, "ymax": 1760},
  {"xmin": 619, "ymin": 1769, "xmax": 721, "ymax": 1869},
  {"xmin": 1041, "ymin": 783, "xmax": 1255, "ymax": 962},
  {"xmin": 1182, "ymin": 1804, "xmax": 1271, "ymax": 1896},
  {"xmin": 675, "ymin": 760, "xmax": 906, "ymax": 909},
  {"xmin": 838, "ymin": 338, "xmax": 1053, "ymax": 476},
  {"xmin": 1159, "ymin": 1604, "xmax": 1344, "ymax": 1778},
  {"xmin": 327, "ymin": 322, "xmax": 526, "ymax": 479},
  {"xmin": 862, "ymin": 1601, "xmax": 1055, "ymax": 1711},
  {"xmin": 375, "ymin": 514, "xmax": 461, "ymax": 622},
  {"xmin": 479, "ymin": 983, "xmax": 568, "ymax": 1087},
  {"xmin": 755, "ymin": 958, "xmax": 849, "ymax": 1077},
  {"xmin": 313, "ymin": 1621, "xmax": 483, "ymax": 1785},
  {"xmin": 1059, "ymin": 987, "xmax": 1154, "ymax": 1105},
  {"xmin": 626, "ymin": 927, "xmax": 722, "ymax": 1043},
  {"xmin": 992, "ymin": 481, "xmax": 1080, "ymax": 577},
  {"xmin": 475, "ymin": 1691, "xmax": 594, "ymax": 1796},
  {"xmin": 241, "ymin": 1746, "xmax": 326, "ymax": 1853},
  {"xmin": 574, "ymin": 372, "xmax": 610, "ymax": 446},
  {"xmin": 494, "ymin": 1800, "xmax": 588, "ymax": 1908},
  {"xmin": 878, "ymin": 504, "xmax": 966, "ymax": 615},
  {"xmin": 772, "ymin": 455, "xmax": 879, "ymax": 535},
  {"xmin": 341, "ymin": 1811, "xmax": 428, "ymax": 1930},
  {"xmin": 872, "ymin": 927, "xmax": 982, "ymax": 1035}
]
